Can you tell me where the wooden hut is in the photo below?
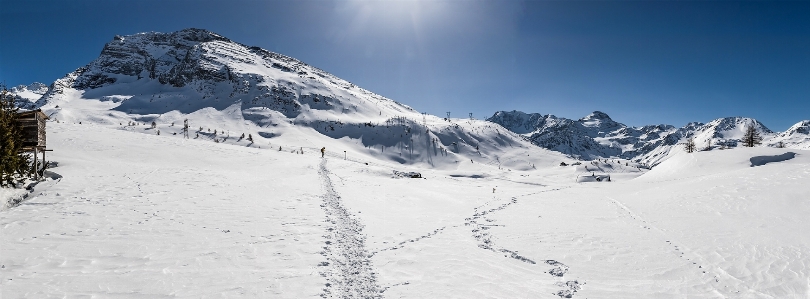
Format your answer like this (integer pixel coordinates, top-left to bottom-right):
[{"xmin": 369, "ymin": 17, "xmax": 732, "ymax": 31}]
[{"xmin": 16, "ymin": 109, "xmax": 49, "ymax": 179}]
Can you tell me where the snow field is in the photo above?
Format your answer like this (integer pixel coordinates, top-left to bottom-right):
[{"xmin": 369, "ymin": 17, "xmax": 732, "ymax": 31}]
[
  {"xmin": 2, "ymin": 123, "xmax": 327, "ymax": 297},
  {"xmin": 7, "ymin": 27, "xmax": 810, "ymax": 298},
  {"xmin": 3, "ymin": 122, "xmax": 809, "ymax": 298}
]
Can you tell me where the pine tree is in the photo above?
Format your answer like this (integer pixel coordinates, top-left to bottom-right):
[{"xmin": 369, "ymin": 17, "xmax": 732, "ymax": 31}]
[
  {"xmin": 0, "ymin": 86, "xmax": 31, "ymax": 187},
  {"xmin": 684, "ymin": 136, "xmax": 697, "ymax": 153},
  {"xmin": 741, "ymin": 124, "xmax": 762, "ymax": 147}
]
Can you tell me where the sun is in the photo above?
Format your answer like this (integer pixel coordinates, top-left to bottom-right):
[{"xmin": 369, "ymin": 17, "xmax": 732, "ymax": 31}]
[{"xmin": 337, "ymin": 0, "xmax": 450, "ymax": 35}]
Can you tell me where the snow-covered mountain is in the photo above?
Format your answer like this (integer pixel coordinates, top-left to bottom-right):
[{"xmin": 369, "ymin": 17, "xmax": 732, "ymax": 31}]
[
  {"xmin": 8, "ymin": 82, "xmax": 48, "ymax": 109},
  {"xmin": 33, "ymin": 28, "xmax": 414, "ymax": 118},
  {"xmin": 6, "ymin": 28, "xmax": 810, "ymax": 298},
  {"xmin": 772, "ymin": 120, "xmax": 810, "ymax": 150},
  {"xmin": 11, "ymin": 28, "xmax": 566, "ymax": 170},
  {"xmin": 488, "ymin": 110, "xmax": 810, "ymax": 166},
  {"xmin": 11, "ymin": 28, "xmax": 807, "ymax": 168}
]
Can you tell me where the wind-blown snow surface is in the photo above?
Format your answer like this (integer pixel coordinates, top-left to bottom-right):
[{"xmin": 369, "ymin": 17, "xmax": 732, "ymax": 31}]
[{"xmin": 3, "ymin": 122, "xmax": 809, "ymax": 298}]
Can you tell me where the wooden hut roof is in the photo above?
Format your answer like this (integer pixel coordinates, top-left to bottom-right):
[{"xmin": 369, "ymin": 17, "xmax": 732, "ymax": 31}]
[{"xmin": 17, "ymin": 109, "xmax": 49, "ymax": 120}]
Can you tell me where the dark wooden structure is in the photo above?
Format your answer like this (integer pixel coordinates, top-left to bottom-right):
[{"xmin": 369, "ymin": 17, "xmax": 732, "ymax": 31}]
[{"xmin": 16, "ymin": 109, "xmax": 49, "ymax": 179}]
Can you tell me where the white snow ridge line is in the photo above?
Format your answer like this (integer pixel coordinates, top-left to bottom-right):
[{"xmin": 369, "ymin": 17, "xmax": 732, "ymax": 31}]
[{"xmin": 318, "ymin": 159, "xmax": 383, "ymax": 299}]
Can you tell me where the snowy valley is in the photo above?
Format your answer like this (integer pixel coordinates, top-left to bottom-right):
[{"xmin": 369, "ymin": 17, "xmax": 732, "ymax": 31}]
[{"xmin": 3, "ymin": 28, "xmax": 810, "ymax": 298}]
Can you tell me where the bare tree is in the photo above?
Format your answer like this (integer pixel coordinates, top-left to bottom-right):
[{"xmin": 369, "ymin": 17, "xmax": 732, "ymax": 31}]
[
  {"xmin": 684, "ymin": 136, "xmax": 697, "ymax": 153},
  {"xmin": 741, "ymin": 124, "xmax": 762, "ymax": 147},
  {"xmin": 701, "ymin": 139, "xmax": 713, "ymax": 151}
]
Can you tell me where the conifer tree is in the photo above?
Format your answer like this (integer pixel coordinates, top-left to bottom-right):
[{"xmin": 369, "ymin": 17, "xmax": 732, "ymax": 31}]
[
  {"xmin": 741, "ymin": 124, "xmax": 762, "ymax": 147},
  {"xmin": 0, "ymin": 86, "xmax": 31, "ymax": 187}
]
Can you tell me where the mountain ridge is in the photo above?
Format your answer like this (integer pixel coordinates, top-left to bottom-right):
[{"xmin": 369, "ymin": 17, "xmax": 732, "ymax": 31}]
[
  {"xmin": 487, "ymin": 110, "xmax": 809, "ymax": 165},
  {"xmin": 10, "ymin": 28, "xmax": 565, "ymax": 171},
  {"xmin": 8, "ymin": 28, "xmax": 809, "ymax": 168}
]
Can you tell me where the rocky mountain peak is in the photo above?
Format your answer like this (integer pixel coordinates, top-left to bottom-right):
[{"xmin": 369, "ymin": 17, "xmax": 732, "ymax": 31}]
[
  {"xmin": 10, "ymin": 82, "xmax": 48, "ymax": 94},
  {"xmin": 33, "ymin": 28, "xmax": 413, "ymax": 122},
  {"xmin": 705, "ymin": 117, "xmax": 773, "ymax": 134},
  {"xmin": 783, "ymin": 120, "xmax": 810, "ymax": 136},
  {"xmin": 581, "ymin": 111, "xmax": 612, "ymax": 121}
]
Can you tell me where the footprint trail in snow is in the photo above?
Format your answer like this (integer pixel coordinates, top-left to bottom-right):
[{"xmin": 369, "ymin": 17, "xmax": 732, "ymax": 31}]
[
  {"xmin": 318, "ymin": 159, "xmax": 382, "ymax": 299},
  {"xmin": 466, "ymin": 188, "xmax": 583, "ymax": 298}
]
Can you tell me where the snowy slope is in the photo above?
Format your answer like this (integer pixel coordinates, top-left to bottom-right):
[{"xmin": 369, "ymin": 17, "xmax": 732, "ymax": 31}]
[
  {"xmin": 3, "ymin": 121, "xmax": 809, "ymax": 298},
  {"xmin": 773, "ymin": 120, "xmax": 810, "ymax": 150}
]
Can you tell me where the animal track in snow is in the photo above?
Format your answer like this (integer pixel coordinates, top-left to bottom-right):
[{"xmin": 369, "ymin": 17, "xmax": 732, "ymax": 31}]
[{"xmin": 371, "ymin": 227, "xmax": 446, "ymax": 257}]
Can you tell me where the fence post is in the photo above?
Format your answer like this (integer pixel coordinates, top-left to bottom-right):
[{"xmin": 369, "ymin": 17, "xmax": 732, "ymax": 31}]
[{"xmin": 33, "ymin": 147, "xmax": 38, "ymax": 180}]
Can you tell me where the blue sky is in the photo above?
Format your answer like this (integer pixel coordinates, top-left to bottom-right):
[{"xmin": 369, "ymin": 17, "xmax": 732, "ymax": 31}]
[{"xmin": 1, "ymin": 0, "xmax": 808, "ymax": 130}]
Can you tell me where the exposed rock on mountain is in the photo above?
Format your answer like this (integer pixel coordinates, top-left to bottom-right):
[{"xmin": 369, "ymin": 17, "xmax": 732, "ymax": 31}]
[
  {"xmin": 488, "ymin": 110, "xmax": 808, "ymax": 165},
  {"xmin": 10, "ymin": 28, "xmax": 560, "ymax": 170},
  {"xmin": 9, "ymin": 28, "xmax": 807, "ymax": 168},
  {"xmin": 9, "ymin": 82, "xmax": 48, "ymax": 109}
]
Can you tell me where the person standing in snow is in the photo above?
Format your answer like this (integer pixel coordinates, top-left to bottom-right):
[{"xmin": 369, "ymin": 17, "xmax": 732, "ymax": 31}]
[{"xmin": 321, "ymin": 147, "xmax": 325, "ymax": 158}]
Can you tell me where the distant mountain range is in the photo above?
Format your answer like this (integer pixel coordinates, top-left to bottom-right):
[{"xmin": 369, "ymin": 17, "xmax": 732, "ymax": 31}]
[
  {"xmin": 487, "ymin": 110, "xmax": 809, "ymax": 165},
  {"xmin": 9, "ymin": 28, "xmax": 809, "ymax": 167}
]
